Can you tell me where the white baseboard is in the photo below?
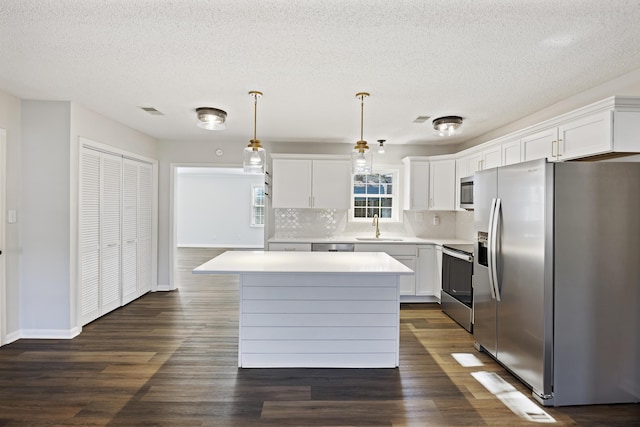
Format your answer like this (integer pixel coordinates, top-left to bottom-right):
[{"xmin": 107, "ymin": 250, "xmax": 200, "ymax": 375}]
[
  {"xmin": 19, "ymin": 327, "xmax": 81, "ymax": 340},
  {"xmin": 155, "ymin": 283, "xmax": 174, "ymax": 292},
  {"xmin": 5, "ymin": 330, "xmax": 20, "ymax": 344}
]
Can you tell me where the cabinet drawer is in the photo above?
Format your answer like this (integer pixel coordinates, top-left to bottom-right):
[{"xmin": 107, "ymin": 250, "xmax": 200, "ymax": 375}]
[{"xmin": 268, "ymin": 243, "xmax": 312, "ymax": 252}]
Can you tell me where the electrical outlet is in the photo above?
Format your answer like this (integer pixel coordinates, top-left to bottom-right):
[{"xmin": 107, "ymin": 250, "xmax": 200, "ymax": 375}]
[{"xmin": 433, "ymin": 215, "xmax": 440, "ymax": 226}]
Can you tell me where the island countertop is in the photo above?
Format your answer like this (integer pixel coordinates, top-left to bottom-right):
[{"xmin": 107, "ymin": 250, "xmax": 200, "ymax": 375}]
[{"xmin": 193, "ymin": 250, "xmax": 415, "ymax": 275}]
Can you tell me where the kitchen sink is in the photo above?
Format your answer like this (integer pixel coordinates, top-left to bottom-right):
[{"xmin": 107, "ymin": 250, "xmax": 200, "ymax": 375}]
[{"xmin": 355, "ymin": 237, "xmax": 404, "ymax": 241}]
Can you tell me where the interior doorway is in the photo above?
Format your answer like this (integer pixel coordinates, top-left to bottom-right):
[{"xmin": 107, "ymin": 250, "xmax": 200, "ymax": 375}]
[{"xmin": 170, "ymin": 165, "xmax": 265, "ymax": 288}]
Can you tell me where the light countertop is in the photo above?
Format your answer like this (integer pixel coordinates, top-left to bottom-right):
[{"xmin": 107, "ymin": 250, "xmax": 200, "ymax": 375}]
[
  {"xmin": 268, "ymin": 236, "xmax": 473, "ymax": 245},
  {"xmin": 193, "ymin": 251, "xmax": 415, "ymax": 275}
]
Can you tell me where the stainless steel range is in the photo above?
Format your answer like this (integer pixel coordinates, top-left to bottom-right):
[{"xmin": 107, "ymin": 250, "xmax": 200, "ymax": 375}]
[{"xmin": 441, "ymin": 243, "xmax": 473, "ymax": 332}]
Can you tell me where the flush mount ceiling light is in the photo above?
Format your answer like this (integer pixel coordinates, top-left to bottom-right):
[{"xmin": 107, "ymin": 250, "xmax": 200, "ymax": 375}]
[
  {"xmin": 433, "ymin": 115, "xmax": 463, "ymax": 137},
  {"xmin": 196, "ymin": 107, "xmax": 227, "ymax": 130},
  {"xmin": 351, "ymin": 92, "xmax": 372, "ymax": 174},
  {"xmin": 244, "ymin": 91, "xmax": 265, "ymax": 174},
  {"xmin": 377, "ymin": 139, "xmax": 386, "ymax": 154}
]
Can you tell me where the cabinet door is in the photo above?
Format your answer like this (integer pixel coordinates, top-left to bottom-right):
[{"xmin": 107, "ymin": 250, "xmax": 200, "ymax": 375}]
[
  {"xmin": 403, "ymin": 160, "xmax": 429, "ymax": 210},
  {"xmin": 394, "ymin": 256, "xmax": 416, "ymax": 295},
  {"xmin": 522, "ymin": 128, "xmax": 558, "ymax": 162},
  {"xmin": 272, "ymin": 159, "xmax": 312, "ymax": 208},
  {"xmin": 558, "ymin": 110, "xmax": 611, "ymax": 160},
  {"xmin": 416, "ymin": 246, "xmax": 437, "ymax": 296},
  {"xmin": 121, "ymin": 159, "xmax": 138, "ymax": 305},
  {"xmin": 429, "ymin": 160, "xmax": 456, "ymax": 211},
  {"xmin": 311, "ymin": 160, "xmax": 351, "ymax": 209},
  {"xmin": 502, "ymin": 139, "xmax": 522, "ymax": 166},
  {"xmin": 482, "ymin": 146, "xmax": 501, "ymax": 169},
  {"xmin": 466, "ymin": 152, "xmax": 483, "ymax": 174}
]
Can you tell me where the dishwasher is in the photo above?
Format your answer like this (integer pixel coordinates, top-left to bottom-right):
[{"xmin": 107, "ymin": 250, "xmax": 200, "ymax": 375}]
[{"xmin": 311, "ymin": 243, "xmax": 355, "ymax": 252}]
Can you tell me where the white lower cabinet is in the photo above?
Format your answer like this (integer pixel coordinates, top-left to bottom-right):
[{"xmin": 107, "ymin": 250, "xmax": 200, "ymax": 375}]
[
  {"xmin": 394, "ymin": 256, "xmax": 417, "ymax": 295},
  {"xmin": 416, "ymin": 245, "xmax": 438, "ymax": 298},
  {"xmin": 354, "ymin": 243, "xmax": 439, "ymax": 302}
]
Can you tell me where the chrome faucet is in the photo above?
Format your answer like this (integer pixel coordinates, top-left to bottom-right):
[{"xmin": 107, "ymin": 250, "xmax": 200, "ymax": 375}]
[{"xmin": 372, "ymin": 213, "xmax": 381, "ymax": 238}]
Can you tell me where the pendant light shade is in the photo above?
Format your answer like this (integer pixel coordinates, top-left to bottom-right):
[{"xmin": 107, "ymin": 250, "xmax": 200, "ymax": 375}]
[
  {"xmin": 244, "ymin": 91, "xmax": 265, "ymax": 174},
  {"xmin": 351, "ymin": 92, "xmax": 372, "ymax": 174},
  {"xmin": 377, "ymin": 139, "xmax": 386, "ymax": 154},
  {"xmin": 196, "ymin": 107, "xmax": 227, "ymax": 130}
]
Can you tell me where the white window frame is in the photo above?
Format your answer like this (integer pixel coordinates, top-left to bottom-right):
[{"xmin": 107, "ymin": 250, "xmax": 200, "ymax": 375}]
[
  {"xmin": 350, "ymin": 169, "xmax": 400, "ymax": 223},
  {"xmin": 251, "ymin": 185, "xmax": 265, "ymax": 227}
]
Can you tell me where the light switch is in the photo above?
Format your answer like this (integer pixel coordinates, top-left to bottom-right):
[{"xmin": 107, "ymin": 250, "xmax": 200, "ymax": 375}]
[{"xmin": 8, "ymin": 210, "xmax": 16, "ymax": 224}]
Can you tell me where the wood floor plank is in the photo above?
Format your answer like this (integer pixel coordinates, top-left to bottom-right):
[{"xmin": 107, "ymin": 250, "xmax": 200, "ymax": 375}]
[{"xmin": 0, "ymin": 247, "xmax": 637, "ymax": 426}]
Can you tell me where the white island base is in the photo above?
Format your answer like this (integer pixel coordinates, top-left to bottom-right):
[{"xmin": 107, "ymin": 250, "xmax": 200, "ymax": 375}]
[{"xmin": 193, "ymin": 251, "xmax": 414, "ymax": 368}]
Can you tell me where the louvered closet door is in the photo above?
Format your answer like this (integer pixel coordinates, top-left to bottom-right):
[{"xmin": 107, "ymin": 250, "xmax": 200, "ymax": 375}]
[
  {"xmin": 121, "ymin": 159, "xmax": 138, "ymax": 305},
  {"xmin": 137, "ymin": 162, "xmax": 153, "ymax": 295},
  {"xmin": 80, "ymin": 148, "xmax": 101, "ymax": 325},
  {"xmin": 100, "ymin": 153, "xmax": 122, "ymax": 315}
]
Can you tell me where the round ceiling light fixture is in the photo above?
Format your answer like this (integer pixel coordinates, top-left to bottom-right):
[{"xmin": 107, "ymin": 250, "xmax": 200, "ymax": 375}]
[
  {"xmin": 196, "ymin": 107, "xmax": 227, "ymax": 130},
  {"xmin": 433, "ymin": 115, "xmax": 463, "ymax": 137}
]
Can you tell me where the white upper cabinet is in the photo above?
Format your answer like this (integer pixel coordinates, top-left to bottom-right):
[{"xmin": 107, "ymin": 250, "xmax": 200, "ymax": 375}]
[
  {"xmin": 271, "ymin": 157, "xmax": 351, "ymax": 209},
  {"xmin": 428, "ymin": 159, "xmax": 456, "ymax": 211},
  {"xmin": 501, "ymin": 138, "xmax": 522, "ymax": 166},
  {"xmin": 402, "ymin": 158, "xmax": 429, "ymax": 211},
  {"xmin": 557, "ymin": 110, "xmax": 611, "ymax": 160},
  {"xmin": 521, "ymin": 127, "xmax": 557, "ymax": 162}
]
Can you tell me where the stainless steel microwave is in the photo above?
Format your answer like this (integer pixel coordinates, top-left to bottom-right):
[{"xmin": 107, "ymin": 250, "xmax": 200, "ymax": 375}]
[{"xmin": 460, "ymin": 176, "xmax": 474, "ymax": 210}]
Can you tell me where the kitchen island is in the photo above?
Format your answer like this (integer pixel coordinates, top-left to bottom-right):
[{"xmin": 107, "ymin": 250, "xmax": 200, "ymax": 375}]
[{"xmin": 193, "ymin": 251, "xmax": 414, "ymax": 368}]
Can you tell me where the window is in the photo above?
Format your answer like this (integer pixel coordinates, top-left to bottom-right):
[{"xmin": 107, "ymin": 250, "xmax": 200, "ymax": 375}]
[
  {"xmin": 251, "ymin": 185, "xmax": 265, "ymax": 226},
  {"xmin": 352, "ymin": 171, "xmax": 398, "ymax": 221}
]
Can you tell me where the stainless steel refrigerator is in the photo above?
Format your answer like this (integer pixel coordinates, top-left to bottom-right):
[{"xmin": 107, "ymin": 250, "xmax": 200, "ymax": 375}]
[{"xmin": 473, "ymin": 158, "xmax": 640, "ymax": 406}]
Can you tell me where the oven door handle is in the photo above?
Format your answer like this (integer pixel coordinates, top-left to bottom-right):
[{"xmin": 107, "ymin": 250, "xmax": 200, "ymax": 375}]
[{"xmin": 442, "ymin": 248, "xmax": 473, "ymax": 262}]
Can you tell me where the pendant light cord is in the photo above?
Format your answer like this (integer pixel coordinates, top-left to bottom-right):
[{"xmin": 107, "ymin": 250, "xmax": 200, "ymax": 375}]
[
  {"xmin": 253, "ymin": 94, "xmax": 258, "ymax": 141},
  {"xmin": 359, "ymin": 94, "xmax": 364, "ymax": 141}
]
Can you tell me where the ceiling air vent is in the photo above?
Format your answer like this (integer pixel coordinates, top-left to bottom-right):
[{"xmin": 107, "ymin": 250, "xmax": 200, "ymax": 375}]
[
  {"xmin": 413, "ymin": 115, "xmax": 431, "ymax": 123},
  {"xmin": 139, "ymin": 106, "xmax": 164, "ymax": 115}
]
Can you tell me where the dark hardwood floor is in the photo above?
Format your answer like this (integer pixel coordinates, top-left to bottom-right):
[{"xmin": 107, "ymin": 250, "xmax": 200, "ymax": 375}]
[{"xmin": 0, "ymin": 248, "xmax": 638, "ymax": 426}]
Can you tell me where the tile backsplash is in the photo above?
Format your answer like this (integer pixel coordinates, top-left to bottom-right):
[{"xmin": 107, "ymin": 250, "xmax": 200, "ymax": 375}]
[{"xmin": 272, "ymin": 208, "xmax": 473, "ymax": 240}]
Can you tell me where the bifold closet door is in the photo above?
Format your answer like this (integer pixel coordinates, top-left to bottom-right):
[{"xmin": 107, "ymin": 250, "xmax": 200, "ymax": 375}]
[
  {"xmin": 137, "ymin": 162, "xmax": 153, "ymax": 295},
  {"xmin": 80, "ymin": 149, "xmax": 101, "ymax": 325},
  {"xmin": 100, "ymin": 153, "xmax": 122, "ymax": 315},
  {"xmin": 121, "ymin": 159, "xmax": 138, "ymax": 305}
]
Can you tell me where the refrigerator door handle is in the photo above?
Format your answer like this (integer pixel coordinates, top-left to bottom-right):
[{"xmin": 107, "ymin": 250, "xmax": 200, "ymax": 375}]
[
  {"xmin": 487, "ymin": 198, "xmax": 497, "ymax": 300},
  {"xmin": 491, "ymin": 198, "xmax": 502, "ymax": 302}
]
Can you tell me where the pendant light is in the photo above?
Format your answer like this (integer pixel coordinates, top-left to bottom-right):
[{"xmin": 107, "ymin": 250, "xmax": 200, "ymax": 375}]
[
  {"xmin": 377, "ymin": 139, "xmax": 386, "ymax": 154},
  {"xmin": 351, "ymin": 92, "xmax": 372, "ymax": 174},
  {"xmin": 244, "ymin": 91, "xmax": 265, "ymax": 174}
]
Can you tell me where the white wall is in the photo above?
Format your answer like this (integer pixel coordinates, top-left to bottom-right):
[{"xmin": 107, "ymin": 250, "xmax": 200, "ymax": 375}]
[
  {"xmin": 20, "ymin": 100, "xmax": 72, "ymax": 333},
  {"xmin": 10, "ymin": 97, "xmax": 159, "ymax": 339},
  {"xmin": 177, "ymin": 169, "xmax": 264, "ymax": 248},
  {"xmin": 0, "ymin": 90, "xmax": 22, "ymax": 340}
]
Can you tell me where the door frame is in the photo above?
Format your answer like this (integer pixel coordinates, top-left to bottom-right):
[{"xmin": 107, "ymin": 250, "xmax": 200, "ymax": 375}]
[
  {"xmin": 0, "ymin": 129, "xmax": 6, "ymax": 346},
  {"xmin": 169, "ymin": 163, "xmax": 247, "ymax": 290}
]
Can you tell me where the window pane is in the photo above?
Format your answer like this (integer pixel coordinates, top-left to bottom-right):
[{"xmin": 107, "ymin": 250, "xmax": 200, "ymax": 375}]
[
  {"xmin": 352, "ymin": 171, "xmax": 395, "ymax": 221},
  {"xmin": 380, "ymin": 208, "xmax": 392, "ymax": 218}
]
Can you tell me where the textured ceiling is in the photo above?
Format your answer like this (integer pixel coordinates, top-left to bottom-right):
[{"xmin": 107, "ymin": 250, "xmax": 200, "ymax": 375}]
[{"xmin": 2, "ymin": 1, "xmax": 640, "ymax": 147}]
